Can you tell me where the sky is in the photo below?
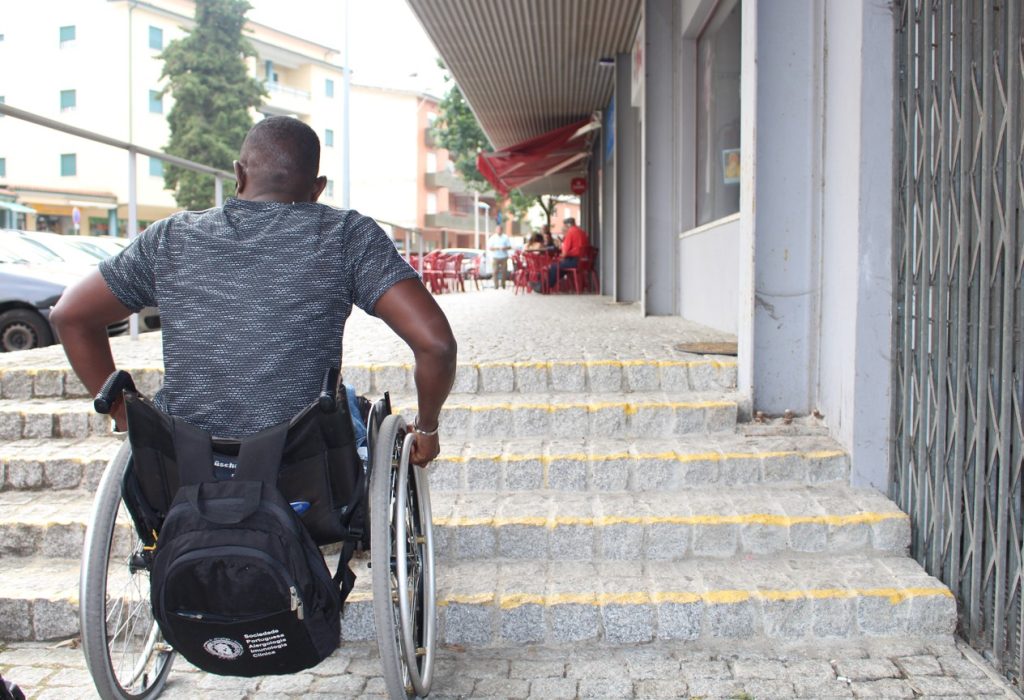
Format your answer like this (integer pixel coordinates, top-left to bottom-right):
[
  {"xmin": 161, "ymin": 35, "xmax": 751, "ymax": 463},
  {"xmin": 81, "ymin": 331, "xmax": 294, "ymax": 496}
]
[{"xmin": 247, "ymin": 0, "xmax": 449, "ymax": 97}]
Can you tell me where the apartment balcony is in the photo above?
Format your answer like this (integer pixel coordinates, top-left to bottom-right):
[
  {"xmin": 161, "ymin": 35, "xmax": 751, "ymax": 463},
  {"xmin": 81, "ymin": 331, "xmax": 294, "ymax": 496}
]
[
  {"xmin": 425, "ymin": 170, "xmax": 471, "ymax": 194},
  {"xmin": 425, "ymin": 212, "xmax": 532, "ymax": 237},
  {"xmin": 262, "ymin": 81, "xmax": 312, "ymax": 118},
  {"xmin": 425, "ymin": 126, "xmax": 438, "ymax": 148}
]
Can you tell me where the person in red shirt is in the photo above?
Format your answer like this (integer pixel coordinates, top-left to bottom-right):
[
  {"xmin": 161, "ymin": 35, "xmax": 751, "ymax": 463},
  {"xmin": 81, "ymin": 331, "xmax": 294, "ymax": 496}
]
[{"xmin": 538, "ymin": 217, "xmax": 588, "ymax": 292}]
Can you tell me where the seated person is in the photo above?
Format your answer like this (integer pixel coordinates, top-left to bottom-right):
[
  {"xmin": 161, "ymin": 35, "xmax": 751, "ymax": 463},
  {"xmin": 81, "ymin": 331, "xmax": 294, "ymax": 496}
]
[
  {"xmin": 51, "ymin": 116, "xmax": 457, "ymax": 468},
  {"xmin": 525, "ymin": 233, "xmax": 545, "ymax": 251},
  {"xmin": 538, "ymin": 217, "xmax": 589, "ymax": 293}
]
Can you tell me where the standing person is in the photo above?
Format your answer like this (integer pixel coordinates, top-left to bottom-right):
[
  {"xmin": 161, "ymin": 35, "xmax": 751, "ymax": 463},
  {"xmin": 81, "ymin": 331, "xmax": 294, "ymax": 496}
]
[
  {"xmin": 487, "ymin": 225, "xmax": 511, "ymax": 290},
  {"xmin": 539, "ymin": 216, "xmax": 589, "ymax": 292},
  {"xmin": 50, "ymin": 116, "xmax": 457, "ymax": 467}
]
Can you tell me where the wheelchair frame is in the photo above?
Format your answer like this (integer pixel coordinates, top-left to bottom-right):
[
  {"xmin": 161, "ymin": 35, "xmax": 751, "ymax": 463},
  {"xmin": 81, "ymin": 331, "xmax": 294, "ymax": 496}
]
[{"xmin": 79, "ymin": 371, "xmax": 437, "ymax": 700}]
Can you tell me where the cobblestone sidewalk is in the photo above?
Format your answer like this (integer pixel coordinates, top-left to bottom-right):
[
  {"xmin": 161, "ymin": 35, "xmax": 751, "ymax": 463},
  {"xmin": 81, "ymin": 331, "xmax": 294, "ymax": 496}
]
[{"xmin": 1, "ymin": 637, "xmax": 1018, "ymax": 699}]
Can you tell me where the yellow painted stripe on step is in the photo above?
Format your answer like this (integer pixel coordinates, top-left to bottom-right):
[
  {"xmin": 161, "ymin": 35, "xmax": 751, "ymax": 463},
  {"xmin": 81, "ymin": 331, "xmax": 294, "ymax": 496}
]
[
  {"xmin": 434, "ymin": 401, "xmax": 735, "ymax": 413},
  {"xmin": 432, "ymin": 511, "xmax": 907, "ymax": 529},
  {"xmin": 434, "ymin": 449, "xmax": 846, "ymax": 464},
  {"xmin": 468, "ymin": 587, "xmax": 952, "ymax": 610}
]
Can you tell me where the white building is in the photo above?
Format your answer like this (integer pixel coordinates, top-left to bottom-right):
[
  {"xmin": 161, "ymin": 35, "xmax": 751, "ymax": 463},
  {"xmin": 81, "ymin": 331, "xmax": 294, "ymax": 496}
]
[{"xmin": 0, "ymin": 0, "xmax": 345, "ymax": 234}]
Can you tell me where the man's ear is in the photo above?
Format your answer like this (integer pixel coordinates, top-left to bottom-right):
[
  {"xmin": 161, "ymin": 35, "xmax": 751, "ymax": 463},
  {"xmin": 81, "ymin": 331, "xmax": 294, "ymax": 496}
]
[
  {"xmin": 233, "ymin": 161, "xmax": 246, "ymax": 196},
  {"xmin": 310, "ymin": 175, "xmax": 328, "ymax": 202}
]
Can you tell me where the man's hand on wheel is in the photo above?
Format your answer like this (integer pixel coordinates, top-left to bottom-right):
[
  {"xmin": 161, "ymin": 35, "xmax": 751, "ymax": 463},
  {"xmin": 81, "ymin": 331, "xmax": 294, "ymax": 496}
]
[{"xmin": 409, "ymin": 432, "xmax": 440, "ymax": 468}]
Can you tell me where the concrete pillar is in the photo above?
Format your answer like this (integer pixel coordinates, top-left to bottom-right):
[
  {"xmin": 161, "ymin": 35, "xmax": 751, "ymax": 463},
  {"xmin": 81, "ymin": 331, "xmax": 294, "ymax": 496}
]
[
  {"xmin": 614, "ymin": 53, "xmax": 641, "ymax": 303},
  {"xmin": 641, "ymin": 0, "xmax": 677, "ymax": 315},
  {"xmin": 748, "ymin": 0, "xmax": 822, "ymax": 414},
  {"xmin": 817, "ymin": 0, "xmax": 894, "ymax": 489},
  {"xmin": 600, "ymin": 96, "xmax": 616, "ymax": 293}
]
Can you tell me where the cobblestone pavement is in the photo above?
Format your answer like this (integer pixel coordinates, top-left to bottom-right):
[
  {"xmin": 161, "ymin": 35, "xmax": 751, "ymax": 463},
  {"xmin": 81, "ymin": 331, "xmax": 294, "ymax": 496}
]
[
  {"xmin": 0, "ymin": 290, "xmax": 736, "ymax": 372},
  {"xmin": 1, "ymin": 637, "xmax": 1019, "ymax": 699}
]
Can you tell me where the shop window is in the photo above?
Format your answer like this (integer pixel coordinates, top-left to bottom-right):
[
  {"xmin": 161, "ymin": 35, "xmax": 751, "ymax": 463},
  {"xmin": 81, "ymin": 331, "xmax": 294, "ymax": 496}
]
[
  {"xmin": 325, "ymin": 79, "xmax": 334, "ymax": 98},
  {"xmin": 325, "ymin": 128, "xmax": 334, "ymax": 147},
  {"xmin": 149, "ymin": 157, "xmax": 163, "ymax": 177},
  {"xmin": 60, "ymin": 89, "xmax": 76, "ymax": 111},
  {"xmin": 61, "ymin": 153, "xmax": 77, "ymax": 177},
  {"xmin": 149, "ymin": 25, "xmax": 163, "ymax": 50},
  {"xmin": 59, "ymin": 25, "xmax": 76, "ymax": 47},
  {"xmin": 695, "ymin": 0, "xmax": 741, "ymax": 227},
  {"xmin": 149, "ymin": 90, "xmax": 163, "ymax": 114}
]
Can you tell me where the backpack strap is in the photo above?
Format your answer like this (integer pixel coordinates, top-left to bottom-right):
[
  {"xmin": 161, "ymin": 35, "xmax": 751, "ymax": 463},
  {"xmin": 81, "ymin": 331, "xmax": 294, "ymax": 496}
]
[
  {"xmin": 333, "ymin": 540, "xmax": 358, "ymax": 606},
  {"xmin": 172, "ymin": 416, "xmax": 214, "ymax": 486},
  {"xmin": 235, "ymin": 419, "xmax": 291, "ymax": 483}
]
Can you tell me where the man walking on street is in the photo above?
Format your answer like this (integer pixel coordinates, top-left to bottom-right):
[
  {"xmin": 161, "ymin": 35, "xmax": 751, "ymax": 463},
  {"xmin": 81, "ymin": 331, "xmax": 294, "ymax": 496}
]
[{"xmin": 488, "ymin": 225, "xmax": 511, "ymax": 290}]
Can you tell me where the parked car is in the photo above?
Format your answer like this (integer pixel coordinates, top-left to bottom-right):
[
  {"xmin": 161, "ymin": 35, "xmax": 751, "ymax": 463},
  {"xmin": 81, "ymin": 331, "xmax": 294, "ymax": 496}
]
[
  {"xmin": 0, "ymin": 230, "xmax": 133, "ymax": 351},
  {"xmin": 10, "ymin": 230, "xmax": 161, "ymax": 333}
]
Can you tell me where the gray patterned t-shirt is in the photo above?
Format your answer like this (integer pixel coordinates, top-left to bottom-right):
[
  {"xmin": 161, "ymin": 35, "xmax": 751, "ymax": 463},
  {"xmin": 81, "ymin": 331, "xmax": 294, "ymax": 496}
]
[{"xmin": 99, "ymin": 198, "xmax": 419, "ymax": 437}]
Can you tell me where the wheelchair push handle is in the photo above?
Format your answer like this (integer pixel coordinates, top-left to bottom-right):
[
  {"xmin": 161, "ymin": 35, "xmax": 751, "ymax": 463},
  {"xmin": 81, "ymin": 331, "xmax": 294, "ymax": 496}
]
[
  {"xmin": 94, "ymin": 370, "xmax": 138, "ymax": 414},
  {"xmin": 319, "ymin": 366, "xmax": 340, "ymax": 413}
]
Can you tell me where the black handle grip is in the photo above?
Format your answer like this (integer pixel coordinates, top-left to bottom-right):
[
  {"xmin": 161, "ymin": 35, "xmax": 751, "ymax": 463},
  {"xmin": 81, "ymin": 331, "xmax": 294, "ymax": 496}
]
[
  {"xmin": 93, "ymin": 370, "xmax": 137, "ymax": 414},
  {"xmin": 319, "ymin": 366, "xmax": 340, "ymax": 413}
]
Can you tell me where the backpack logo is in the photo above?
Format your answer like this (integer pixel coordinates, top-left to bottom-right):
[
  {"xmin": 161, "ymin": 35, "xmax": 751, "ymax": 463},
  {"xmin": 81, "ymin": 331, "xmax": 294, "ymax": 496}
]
[{"xmin": 203, "ymin": 637, "xmax": 244, "ymax": 660}]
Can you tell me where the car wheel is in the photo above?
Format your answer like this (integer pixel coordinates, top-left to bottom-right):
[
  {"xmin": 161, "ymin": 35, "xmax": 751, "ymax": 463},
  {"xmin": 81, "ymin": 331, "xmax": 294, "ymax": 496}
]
[{"xmin": 0, "ymin": 309, "xmax": 54, "ymax": 352}]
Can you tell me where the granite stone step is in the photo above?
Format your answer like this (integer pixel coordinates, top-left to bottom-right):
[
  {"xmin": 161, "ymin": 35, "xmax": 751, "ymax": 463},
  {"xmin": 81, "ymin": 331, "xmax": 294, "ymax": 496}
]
[
  {"xmin": 0, "ymin": 554, "xmax": 955, "ymax": 645},
  {"xmin": 0, "ymin": 392, "xmax": 737, "ymax": 441},
  {"xmin": 0, "ymin": 484, "xmax": 906, "ymax": 561},
  {"xmin": 0, "ymin": 356, "xmax": 737, "ymax": 400},
  {"xmin": 393, "ymin": 392, "xmax": 738, "ymax": 439},
  {"xmin": 0, "ymin": 434, "xmax": 847, "ymax": 493}
]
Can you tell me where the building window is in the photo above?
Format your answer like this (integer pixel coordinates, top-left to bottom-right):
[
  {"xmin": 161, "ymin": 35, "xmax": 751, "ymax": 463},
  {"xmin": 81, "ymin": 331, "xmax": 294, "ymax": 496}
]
[
  {"xmin": 59, "ymin": 25, "xmax": 76, "ymax": 47},
  {"xmin": 326, "ymin": 179, "xmax": 334, "ymax": 198},
  {"xmin": 149, "ymin": 25, "xmax": 163, "ymax": 50},
  {"xmin": 61, "ymin": 153, "xmax": 77, "ymax": 176},
  {"xmin": 426, "ymin": 152, "xmax": 437, "ymax": 173},
  {"xmin": 325, "ymin": 79, "xmax": 334, "ymax": 97},
  {"xmin": 149, "ymin": 90, "xmax": 163, "ymax": 114},
  {"xmin": 264, "ymin": 59, "xmax": 277, "ymax": 83},
  {"xmin": 0, "ymin": 95, "xmax": 5, "ymax": 117},
  {"xmin": 60, "ymin": 89, "xmax": 76, "ymax": 111},
  {"xmin": 426, "ymin": 192, "xmax": 437, "ymax": 215},
  {"xmin": 695, "ymin": 0, "xmax": 741, "ymax": 227},
  {"xmin": 149, "ymin": 157, "xmax": 163, "ymax": 177},
  {"xmin": 325, "ymin": 129, "xmax": 334, "ymax": 147},
  {"xmin": 0, "ymin": 158, "xmax": 6, "ymax": 178}
]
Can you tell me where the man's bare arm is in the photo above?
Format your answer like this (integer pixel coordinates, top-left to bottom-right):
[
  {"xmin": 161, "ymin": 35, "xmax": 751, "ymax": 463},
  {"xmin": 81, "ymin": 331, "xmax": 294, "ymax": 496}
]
[
  {"xmin": 372, "ymin": 277, "xmax": 457, "ymax": 467},
  {"xmin": 49, "ymin": 270, "xmax": 133, "ymax": 429}
]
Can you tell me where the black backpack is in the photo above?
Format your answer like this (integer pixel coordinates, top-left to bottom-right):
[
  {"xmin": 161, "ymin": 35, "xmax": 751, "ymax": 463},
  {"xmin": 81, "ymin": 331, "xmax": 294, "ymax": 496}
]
[{"xmin": 148, "ymin": 415, "xmax": 343, "ymax": 677}]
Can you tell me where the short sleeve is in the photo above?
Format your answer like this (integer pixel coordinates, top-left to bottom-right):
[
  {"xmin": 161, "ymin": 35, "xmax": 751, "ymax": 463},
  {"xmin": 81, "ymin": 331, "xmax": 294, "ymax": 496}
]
[
  {"xmin": 348, "ymin": 214, "xmax": 420, "ymax": 314},
  {"xmin": 98, "ymin": 223, "xmax": 163, "ymax": 311}
]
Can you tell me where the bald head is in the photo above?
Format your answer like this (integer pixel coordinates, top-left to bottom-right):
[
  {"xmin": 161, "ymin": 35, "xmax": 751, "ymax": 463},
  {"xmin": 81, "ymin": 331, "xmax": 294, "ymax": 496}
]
[{"xmin": 235, "ymin": 116, "xmax": 325, "ymax": 202}]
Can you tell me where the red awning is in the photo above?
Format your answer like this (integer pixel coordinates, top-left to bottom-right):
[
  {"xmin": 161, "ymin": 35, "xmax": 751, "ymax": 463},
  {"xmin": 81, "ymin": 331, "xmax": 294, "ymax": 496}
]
[{"xmin": 476, "ymin": 117, "xmax": 599, "ymax": 195}]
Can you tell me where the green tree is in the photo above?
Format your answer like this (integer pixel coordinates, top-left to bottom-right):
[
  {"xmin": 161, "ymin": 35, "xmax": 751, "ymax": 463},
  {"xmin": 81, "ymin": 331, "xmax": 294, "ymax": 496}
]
[
  {"xmin": 431, "ymin": 72, "xmax": 490, "ymax": 191},
  {"xmin": 160, "ymin": 0, "xmax": 266, "ymax": 210}
]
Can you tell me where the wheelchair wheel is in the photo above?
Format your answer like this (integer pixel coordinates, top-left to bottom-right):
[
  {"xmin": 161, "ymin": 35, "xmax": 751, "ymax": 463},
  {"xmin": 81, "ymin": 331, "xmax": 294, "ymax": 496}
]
[
  {"xmin": 370, "ymin": 415, "xmax": 437, "ymax": 699},
  {"xmin": 80, "ymin": 441, "xmax": 175, "ymax": 700}
]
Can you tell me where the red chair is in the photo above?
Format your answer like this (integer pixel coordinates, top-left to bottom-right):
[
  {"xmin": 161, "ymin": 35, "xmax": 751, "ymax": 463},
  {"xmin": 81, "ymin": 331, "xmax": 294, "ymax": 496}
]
[
  {"xmin": 523, "ymin": 252, "xmax": 555, "ymax": 294},
  {"xmin": 420, "ymin": 252, "xmax": 446, "ymax": 294},
  {"xmin": 442, "ymin": 254, "xmax": 465, "ymax": 292},
  {"xmin": 562, "ymin": 246, "xmax": 599, "ymax": 294},
  {"xmin": 466, "ymin": 255, "xmax": 483, "ymax": 290}
]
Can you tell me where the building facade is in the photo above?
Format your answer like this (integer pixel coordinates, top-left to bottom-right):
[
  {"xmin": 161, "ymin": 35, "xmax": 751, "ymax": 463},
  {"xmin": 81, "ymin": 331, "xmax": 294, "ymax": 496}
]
[{"xmin": 0, "ymin": 0, "xmax": 347, "ymax": 234}]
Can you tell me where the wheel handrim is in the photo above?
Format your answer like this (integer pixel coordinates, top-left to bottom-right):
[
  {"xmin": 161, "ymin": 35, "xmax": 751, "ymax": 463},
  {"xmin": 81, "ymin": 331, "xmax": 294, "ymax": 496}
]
[{"xmin": 393, "ymin": 433, "xmax": 435, "ymax": 697}]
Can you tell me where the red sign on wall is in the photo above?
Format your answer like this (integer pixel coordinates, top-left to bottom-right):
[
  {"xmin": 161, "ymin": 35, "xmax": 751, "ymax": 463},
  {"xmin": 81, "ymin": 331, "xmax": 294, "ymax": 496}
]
[{"xmin": 570, "ymin": 177, "xmax": 588, "ymax": 195}]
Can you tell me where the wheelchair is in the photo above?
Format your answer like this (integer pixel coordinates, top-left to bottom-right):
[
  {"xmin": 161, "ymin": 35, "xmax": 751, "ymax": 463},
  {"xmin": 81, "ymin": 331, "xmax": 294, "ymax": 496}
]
[{"xmin": 78, "ymin": 370, "xmax": 437, "ymax": 700}]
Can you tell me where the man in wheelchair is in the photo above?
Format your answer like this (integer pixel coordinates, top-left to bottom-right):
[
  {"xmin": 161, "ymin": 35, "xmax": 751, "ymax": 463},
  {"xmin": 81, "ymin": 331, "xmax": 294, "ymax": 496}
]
[{"xmin": 49, "ymin": 116, "xmax": 456, "ymax": 698}]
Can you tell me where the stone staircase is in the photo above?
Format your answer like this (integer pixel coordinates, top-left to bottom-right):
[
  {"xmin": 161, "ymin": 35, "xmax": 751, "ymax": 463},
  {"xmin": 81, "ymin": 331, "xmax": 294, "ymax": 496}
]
[{"xmin": 0, "ymin": 355, "xmax": 957, "ymax": 649}]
